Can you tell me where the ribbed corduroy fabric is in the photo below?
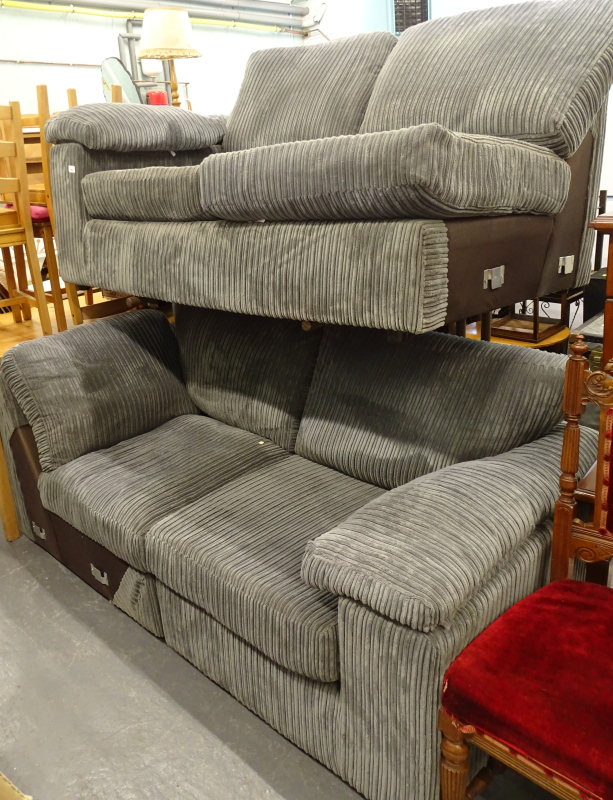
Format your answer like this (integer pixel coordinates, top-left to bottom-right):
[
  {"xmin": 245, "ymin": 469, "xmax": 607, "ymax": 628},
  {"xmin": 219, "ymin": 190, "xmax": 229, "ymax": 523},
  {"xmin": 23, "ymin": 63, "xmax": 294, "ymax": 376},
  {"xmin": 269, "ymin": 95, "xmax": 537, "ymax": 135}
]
[
  {"xmin": 82, "ymin": 218, "xmax": 449, "ymax": 333},
  {"xmin": 336, "ymin": 525, "xmax": 552, "ymax": 800},
  {"xmin": 152, "ymin": 525, "xmax": 551, "ymax": 800},
  {"xmin": 223, "ymin": 32, "xmax": 397, "ymax": 153},
  {"xmin": 201, "ymin": 125, "xmax": 570, "ymax": 221},
  {"xmin": 174, "ymin": 307, "xmax": 323, "ymax": 451},
  {"xmin": 146, "ymin": 455, "xmax": 383, "ymax": 681},
  {"xmin": 156, "ymin": 581, "xmax": 341, "ymax": 771},
  {"xmin": 50, "ymin": 143, "xmax": 211, "ymax": 283},
  {"xmin": 83, "ymin": 165, "xmax": 208, "ymax": 222},
  {"xmin": 303, "ymin": 425, "xmax": 598, "ymax": 632},
  {"xmin": 38, "ymin": 415, "xmax": 288, "ymax": 570},
  {"xmin": 295, "ymin": 328, "xmax": 566, "ymax": 488},
  {"xmin": 45, "ymin": 105, "xmax": 227, "ymax": 151},
  {"xmin": 575, "ymin": 109, "xmax": 608, "ymax": 287},
  {"xmin": 360, "ymin": 0, "xmax": 613, "ymax": 159},
  {"xmin": 1, "ymin": 310, "xmax": 196, "ymax": 472},
  {"xmin": 113, "ymin": 568, "xmax": 164, "ymax": 637},
  {"xmin": 0, "ymin": 374, "xmax": 32, "ymax": 540}
]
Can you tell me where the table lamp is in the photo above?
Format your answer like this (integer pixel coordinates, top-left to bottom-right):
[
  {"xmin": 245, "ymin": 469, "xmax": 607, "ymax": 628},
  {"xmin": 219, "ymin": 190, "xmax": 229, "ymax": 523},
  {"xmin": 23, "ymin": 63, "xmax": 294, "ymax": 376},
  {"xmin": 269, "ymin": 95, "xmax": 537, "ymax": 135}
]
[{"xmin": 138, "ymin": 7, "xmax": 201, "ymax": 107}]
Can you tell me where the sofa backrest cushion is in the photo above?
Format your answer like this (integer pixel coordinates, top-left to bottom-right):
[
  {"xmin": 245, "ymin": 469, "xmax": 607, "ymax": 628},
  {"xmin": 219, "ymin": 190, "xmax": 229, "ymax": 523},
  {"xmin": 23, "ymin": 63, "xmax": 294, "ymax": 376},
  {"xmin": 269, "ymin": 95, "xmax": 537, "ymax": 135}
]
[
  {"xmin": 223, "ymin": 32, "xmax": 397, "ymax": 153},
  {"xmin": 1, "ymin": 310, "xmax": 196, "ymax": 472},
  {"xmin": 360, "ymin": 0, "xmax": 613, "ymax": 158},
  {"xmin": 174, "ymin": 306, "xmax": 323, "ymax": 451},
  {"xmin": 295, "ymin": 328, "xmax": 565, "ymax": 489}
]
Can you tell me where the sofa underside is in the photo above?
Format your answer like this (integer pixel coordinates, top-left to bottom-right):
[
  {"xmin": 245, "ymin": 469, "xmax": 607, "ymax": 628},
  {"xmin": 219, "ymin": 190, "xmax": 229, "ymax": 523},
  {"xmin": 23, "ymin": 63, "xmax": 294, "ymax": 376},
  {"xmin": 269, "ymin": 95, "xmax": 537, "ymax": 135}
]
[{"xmin": 9, "ymin": 420, "xmax": 552, "ymax": 800}]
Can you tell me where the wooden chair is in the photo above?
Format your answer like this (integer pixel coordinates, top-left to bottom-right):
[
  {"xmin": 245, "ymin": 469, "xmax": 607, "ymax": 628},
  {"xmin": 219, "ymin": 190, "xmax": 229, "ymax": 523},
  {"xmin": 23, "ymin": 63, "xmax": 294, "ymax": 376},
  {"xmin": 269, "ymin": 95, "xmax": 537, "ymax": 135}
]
[
  {"xmin": 18, "ymin": 85, "xmax": 70, "ymax": 332},
  {"xmin": 57, "ymin": 83, "xmax": 144, "ymax": 323},
  {"xmin": 437, "ymin": 285, "xmax": 613, "ymax": 797},
  {"xmin": 0, "ymin": 101, "xmax": 53, "ymax": 337}
]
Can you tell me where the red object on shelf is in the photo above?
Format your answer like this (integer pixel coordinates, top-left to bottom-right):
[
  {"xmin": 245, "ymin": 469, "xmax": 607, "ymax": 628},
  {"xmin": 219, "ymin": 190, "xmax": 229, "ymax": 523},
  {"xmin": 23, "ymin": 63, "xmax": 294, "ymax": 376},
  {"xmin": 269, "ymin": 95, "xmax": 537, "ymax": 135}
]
[{"xmin": 147, "ymin": 90, "xmax": 168, "ymax": 105}]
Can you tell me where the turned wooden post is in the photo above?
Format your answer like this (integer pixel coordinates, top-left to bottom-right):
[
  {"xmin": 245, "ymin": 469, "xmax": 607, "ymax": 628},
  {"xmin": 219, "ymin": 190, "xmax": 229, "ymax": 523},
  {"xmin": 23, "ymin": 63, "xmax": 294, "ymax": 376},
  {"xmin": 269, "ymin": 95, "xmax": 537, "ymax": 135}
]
[
  {"xmin": 551, "ymin": 336, "xmax": 589, "ymax": 581},
  {"xmin": 439, "ymin": 711, "xmax": 470, "ymax": 800}
]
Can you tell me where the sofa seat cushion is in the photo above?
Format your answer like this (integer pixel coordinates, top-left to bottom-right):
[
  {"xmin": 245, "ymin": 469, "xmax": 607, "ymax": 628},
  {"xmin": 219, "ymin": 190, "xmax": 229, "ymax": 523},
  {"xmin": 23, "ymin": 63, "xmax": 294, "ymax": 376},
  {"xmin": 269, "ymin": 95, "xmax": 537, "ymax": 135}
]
[
  {"xmin": 38, "ymin": 414, "xmax": 288, "ymax": 570},
  {"xmin": 82, "ymin": 165, "xmax": 210, "ymax": 222},
  {"xmin": 200, "ymin": 125, "xmax": 570, "ymax": 222},
  {"xmin": 223, "ymin": 32, "xmax": 397, "ymax": 153},
  {"xmin": 145, "ymin": 456, "xmax": 384, "ymax": 682},
  {"xmin": 45, "ymin": 105, "xmax": 227, "ymax": 152}
]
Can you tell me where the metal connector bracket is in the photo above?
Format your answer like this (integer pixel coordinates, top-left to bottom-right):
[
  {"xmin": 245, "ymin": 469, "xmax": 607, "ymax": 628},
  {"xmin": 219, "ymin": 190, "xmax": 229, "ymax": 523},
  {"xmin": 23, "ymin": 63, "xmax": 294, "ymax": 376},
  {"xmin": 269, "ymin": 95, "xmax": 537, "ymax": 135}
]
[
  {"xmin": 90, "ymin": 564, "xmax": 109, "ymax": 586},
  {"xmin": 32, "ymin": 522, "xmax": 46, "ymax": 540},
  {"xmin": 483, "ymin": 265, "xmax": 505, "ymax": 290},
  {"xmin": 558, "ymin": 255, "xmax": 575, "ymax": 275}
]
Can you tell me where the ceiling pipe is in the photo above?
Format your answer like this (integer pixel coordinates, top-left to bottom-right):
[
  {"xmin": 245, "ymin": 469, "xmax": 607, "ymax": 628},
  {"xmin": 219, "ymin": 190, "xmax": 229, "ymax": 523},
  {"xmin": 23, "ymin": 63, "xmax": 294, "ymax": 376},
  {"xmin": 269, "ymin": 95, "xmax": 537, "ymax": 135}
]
[
  {"xmin": 185, "ymin": 0, "xmax": 309, "ymax": 17},
  {"xmin": 30, "ymin": 0, "xmax": 309, "ymax": 26},
  {"xmin": 1, "ymin": 0, "xmax": 306, "ymax": 32}
]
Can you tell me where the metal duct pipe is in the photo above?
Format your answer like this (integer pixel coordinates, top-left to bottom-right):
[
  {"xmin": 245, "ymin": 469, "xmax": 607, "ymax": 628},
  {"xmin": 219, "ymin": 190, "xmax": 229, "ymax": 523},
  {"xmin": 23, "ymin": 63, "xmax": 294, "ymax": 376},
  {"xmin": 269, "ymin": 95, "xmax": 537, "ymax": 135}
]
[
  {"xmin": 184, "ymin": 0, "xmax": 308, "ymax": 17},
  {"xmin": 37, "ymin": 0, "xmax": 308, "ymax": 26}
]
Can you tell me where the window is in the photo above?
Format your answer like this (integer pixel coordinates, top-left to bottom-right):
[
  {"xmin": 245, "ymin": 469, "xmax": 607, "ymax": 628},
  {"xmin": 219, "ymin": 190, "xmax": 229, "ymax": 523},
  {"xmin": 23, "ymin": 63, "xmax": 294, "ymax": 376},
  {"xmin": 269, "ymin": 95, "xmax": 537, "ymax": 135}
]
[{"xmin": 394, "ymin": 0, "xmax": 429, "ymax": 33}]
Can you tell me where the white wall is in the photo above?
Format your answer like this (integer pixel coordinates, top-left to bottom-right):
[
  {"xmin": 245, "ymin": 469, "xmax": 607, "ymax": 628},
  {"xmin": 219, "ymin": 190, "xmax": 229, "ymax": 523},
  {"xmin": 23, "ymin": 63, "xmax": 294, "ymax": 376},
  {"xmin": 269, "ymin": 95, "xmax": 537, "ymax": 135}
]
[
  {"xmin": 0, "ymin": 0, "xmax": 392, "ymax": 117},
  {"xmin": 431, "ymin": 0, "xmax": 527, "ymax": 16},
  {"xmin": 317, "ymin": 0, "xmax": 394, "ymax": 39}
]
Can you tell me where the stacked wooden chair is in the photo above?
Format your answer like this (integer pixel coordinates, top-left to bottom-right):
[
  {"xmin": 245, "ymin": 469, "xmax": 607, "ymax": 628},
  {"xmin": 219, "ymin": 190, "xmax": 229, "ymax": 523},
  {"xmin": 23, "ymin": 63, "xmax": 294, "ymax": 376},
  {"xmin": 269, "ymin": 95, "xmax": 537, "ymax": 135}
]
[{"xmin": 0, "ymin": 101, "xmax": 54, "ymax": 335}]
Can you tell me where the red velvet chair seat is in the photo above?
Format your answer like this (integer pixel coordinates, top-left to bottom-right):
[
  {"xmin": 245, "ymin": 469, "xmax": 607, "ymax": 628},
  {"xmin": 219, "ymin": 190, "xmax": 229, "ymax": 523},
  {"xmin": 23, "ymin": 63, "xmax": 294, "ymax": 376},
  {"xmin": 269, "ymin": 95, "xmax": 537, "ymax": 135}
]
[{"xmin": 442, "ymin": 580, "xmax": 613, "ymax": 800}]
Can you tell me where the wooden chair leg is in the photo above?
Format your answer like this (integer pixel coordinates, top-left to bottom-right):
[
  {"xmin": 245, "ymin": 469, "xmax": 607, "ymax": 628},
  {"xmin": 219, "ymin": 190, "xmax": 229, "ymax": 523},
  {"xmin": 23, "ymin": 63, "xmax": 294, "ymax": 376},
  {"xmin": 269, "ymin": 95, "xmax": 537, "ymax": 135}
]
[
  {"xmin": 0, "ymin": 439, "xmax": 20, "ymax": 542},
  {"xmin": 40, "ymin": 225, "xmax": 67, "ymax": 332},
  {"xmin": 439, "ymin": 711, "xmax": 470, "ymax": 800},
  {"xmin": 466, "ymin": 758, "xmax": 506, "ymax": 800},
  {"xmin": 84, "ymin": 288, "xmax": 94, "ymax": 305},
  {"xmin": 1, "ymin": 247, "xmax": 22, "ymax": 324},
  {"xmin": 23, "ymin": 231, "xmax": 52, "ymax": 336},
  {"xmin": 65, "ymin": 282, "xmax": 83, "ymax": 325},
  {"xmin": 13, "ymin": 246, "xmax": 32, "ymax": 320}
]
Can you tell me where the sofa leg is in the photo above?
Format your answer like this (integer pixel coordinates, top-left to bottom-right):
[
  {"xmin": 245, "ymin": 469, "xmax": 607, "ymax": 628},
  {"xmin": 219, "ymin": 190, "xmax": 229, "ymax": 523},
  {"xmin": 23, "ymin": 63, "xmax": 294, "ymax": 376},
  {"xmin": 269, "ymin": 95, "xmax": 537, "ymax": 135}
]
[{"xmin": 439, "ymin": 710, "xmax": 469, "ymax": 800}]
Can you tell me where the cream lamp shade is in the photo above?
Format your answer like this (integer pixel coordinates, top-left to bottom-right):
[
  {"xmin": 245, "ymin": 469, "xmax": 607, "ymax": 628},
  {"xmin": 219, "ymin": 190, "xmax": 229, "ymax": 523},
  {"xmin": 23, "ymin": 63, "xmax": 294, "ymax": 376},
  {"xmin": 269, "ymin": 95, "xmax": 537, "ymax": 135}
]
[{"xmin": 138, "ymin": 8, "xmax": 201, "ymax": 59}]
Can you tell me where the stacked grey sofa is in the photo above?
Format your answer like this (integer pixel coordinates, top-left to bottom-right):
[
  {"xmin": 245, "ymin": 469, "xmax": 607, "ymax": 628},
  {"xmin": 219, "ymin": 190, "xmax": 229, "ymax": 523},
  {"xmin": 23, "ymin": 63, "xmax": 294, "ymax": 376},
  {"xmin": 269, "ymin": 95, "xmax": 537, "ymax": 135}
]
[
  {"xmin": 46, "ymin": 0, "xmax": 613, "ymax": 331},
  {"xmin": 1, "ymin": 1, "xmax": 611, "ymax": 798},
  {"xmin": 0, "ymin": 308, "xmax": 597, "ymax": 800}
]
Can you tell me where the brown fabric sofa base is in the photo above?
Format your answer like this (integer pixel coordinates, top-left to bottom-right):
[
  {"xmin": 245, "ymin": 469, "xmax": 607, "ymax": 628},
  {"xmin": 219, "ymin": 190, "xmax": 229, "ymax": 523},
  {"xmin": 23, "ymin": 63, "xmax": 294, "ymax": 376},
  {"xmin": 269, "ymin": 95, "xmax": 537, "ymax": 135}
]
[{"xmin": 445, "ymin": 216, "xmax": 553, "ymax": 322}]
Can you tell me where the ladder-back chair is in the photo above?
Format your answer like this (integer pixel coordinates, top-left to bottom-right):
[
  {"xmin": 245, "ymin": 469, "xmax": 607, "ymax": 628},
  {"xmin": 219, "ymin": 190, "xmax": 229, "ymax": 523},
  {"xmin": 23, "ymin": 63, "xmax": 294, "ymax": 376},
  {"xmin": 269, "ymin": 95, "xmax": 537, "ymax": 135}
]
[{"xmin": 0, "ymin": 102, "xmax": 53, "ymax": 336}]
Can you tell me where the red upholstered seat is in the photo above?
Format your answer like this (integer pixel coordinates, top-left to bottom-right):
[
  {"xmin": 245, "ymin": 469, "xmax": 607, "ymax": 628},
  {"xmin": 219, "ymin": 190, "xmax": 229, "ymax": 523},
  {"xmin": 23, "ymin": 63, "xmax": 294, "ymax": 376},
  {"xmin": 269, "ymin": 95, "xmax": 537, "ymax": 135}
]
[{"xmin": 442, "ymin": 580, "xmax": 613, "ymax": 800}]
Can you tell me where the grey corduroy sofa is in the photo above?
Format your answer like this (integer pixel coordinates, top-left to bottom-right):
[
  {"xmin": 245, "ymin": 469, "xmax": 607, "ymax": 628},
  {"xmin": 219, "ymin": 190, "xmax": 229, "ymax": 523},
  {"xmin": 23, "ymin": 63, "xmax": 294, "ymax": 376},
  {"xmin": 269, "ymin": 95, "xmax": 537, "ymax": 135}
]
[
  {"xmin": 45, "ymin": 0, "xmax": 613, "ymax": 333},
  {"xmin": 0, "ymin": 307, "xmax": 597, "ymax": 800}
]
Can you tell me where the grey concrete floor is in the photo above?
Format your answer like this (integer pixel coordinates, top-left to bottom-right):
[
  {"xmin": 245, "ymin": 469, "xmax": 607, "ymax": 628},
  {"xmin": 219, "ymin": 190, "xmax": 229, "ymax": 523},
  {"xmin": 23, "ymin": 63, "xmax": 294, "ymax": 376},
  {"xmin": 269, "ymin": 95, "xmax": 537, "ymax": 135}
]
[{"xmin": 0, "ymin": 534, "xmax": 553, "ymax": 800}]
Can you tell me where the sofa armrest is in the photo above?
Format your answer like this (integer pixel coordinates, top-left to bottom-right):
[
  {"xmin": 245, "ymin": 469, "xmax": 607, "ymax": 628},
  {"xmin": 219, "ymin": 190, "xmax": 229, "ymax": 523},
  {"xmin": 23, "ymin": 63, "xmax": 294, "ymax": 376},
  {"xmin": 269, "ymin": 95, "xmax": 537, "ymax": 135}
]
[
  {"xmin": 46, "ymin": 104, "xmax": 227, "ymax": 152},
  {"xmin": 1, "ymin": 310, "xmax": 197, "ymax": 472},
  {"xmin": 302, "ymin": 425, "xmax": 597, "ymax": 632}
]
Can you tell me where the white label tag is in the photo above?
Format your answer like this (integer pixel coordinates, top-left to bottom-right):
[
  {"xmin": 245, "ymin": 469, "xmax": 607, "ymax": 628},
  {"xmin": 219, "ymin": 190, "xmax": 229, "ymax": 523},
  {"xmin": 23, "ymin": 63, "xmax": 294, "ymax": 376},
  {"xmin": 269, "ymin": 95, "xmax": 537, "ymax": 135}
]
[{"xmin": 68, "ymin": 165, "xmax": 76, "ymax": 173}]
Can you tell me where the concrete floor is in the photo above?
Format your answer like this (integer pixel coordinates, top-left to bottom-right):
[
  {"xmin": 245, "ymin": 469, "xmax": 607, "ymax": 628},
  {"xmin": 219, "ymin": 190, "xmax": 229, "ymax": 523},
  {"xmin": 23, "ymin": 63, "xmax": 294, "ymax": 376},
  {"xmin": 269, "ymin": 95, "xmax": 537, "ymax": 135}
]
[{"xmin": 0, "ymin": 533, "xmax": 554, "ymax": 800}]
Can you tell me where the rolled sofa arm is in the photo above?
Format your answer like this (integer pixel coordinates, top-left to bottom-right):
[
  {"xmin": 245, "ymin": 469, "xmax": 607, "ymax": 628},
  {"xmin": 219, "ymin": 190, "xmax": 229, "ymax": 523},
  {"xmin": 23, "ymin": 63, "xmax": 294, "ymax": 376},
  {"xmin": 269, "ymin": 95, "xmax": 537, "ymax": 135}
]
[
  {"xmin": 1, "ymin": 310, "xmax": 197, "ymax": 473},
  {"xmin": 45, "ymin": 104, "xmax": 227, "ymax": 152},
  {"xmin": 302, "ymin": 425, "xmax": 597, "ymax": 632}
]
